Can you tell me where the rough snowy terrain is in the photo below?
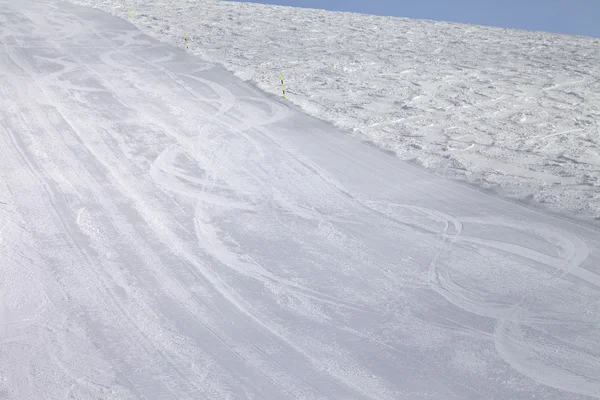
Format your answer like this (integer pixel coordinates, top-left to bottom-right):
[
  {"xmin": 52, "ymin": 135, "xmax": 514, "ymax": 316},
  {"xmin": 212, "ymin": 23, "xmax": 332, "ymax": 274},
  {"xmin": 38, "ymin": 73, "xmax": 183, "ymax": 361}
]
[
  {"xmin": 1, "ymin": 0, "xmax": 600, "ymax": 399},
  {"xmin": 65, "ymin": 0, "xmax": 600, "ymax": 222}
]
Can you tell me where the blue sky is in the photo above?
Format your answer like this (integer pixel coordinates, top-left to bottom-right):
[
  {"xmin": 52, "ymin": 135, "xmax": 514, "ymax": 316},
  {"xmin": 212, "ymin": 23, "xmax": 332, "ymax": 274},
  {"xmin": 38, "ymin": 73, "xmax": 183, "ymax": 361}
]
[{"xmin": 231, "ymin": 0, "xmax": 600, "ymax": 38}]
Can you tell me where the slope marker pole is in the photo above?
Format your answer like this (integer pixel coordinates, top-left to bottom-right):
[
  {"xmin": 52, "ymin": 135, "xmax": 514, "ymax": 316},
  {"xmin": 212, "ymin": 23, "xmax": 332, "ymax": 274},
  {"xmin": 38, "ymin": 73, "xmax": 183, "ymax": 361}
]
[{"xmin": 280, "ymin": 73, "xmax": 287, "ymax": 99}]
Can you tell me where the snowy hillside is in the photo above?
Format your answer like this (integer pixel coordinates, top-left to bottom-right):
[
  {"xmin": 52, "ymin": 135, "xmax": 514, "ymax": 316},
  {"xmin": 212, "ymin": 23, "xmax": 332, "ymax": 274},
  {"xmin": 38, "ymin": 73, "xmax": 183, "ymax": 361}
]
[
  {"xmin": 3, "ymin": 0, "xmax": 600, "ymax": 398},
  {"xmin": 66, "ymin": 0, "xmax": 600, "ymax": 221}
]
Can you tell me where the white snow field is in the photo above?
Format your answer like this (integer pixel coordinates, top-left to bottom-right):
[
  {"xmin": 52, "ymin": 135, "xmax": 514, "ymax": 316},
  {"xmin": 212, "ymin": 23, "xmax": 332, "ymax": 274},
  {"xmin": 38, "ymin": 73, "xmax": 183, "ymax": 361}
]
[
  {"xmin": 1, "ymin": 0, "xmax": 600, "ymax": 399},
  {"xmin": 65, "ymin": 0, "xmax": 600, "ymax": 222}
]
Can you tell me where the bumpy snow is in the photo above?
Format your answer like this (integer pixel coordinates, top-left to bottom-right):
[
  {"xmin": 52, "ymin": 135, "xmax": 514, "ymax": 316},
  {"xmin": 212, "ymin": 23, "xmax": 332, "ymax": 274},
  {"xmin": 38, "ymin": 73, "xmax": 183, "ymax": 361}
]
[{"xmin": 66, "ymin": 0, "xmax": 600, "ymax": 222}]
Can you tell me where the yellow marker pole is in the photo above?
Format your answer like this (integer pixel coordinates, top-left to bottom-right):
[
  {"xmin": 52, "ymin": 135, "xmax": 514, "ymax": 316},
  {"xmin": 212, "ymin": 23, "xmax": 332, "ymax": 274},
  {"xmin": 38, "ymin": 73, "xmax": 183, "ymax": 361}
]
[
  {"xmin": 280, "ymin": 73, "xmax": 286, "ymax": 99},
  {"xmin": 184, "ymin": 34, "xmax": 189, "ymax": 49},
  {"xmin": 129, "ymin": 10, "xmax": 132, "ymax": 19}
]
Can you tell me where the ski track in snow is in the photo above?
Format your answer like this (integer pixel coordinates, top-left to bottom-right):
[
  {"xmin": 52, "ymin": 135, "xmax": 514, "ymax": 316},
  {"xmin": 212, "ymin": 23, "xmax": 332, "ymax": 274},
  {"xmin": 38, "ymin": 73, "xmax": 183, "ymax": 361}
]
[
  {"xmin": 1, "ymin": 1, "xmax": 600, "ymax": 399},
  {"xmin": 65, "ymin": 0, "xmax": 600, "ymax": 222}
]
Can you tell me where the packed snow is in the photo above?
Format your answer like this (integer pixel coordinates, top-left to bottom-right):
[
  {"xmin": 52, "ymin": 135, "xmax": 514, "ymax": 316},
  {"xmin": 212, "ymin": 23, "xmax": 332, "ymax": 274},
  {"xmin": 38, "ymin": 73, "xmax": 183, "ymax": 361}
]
[
  {"xmin": 2, "ymin": 0, "xmax": 600, "ymax": 399},
  {"xmin": 65, "ymin": 0, "xmax": 600, "ymax": 223}
]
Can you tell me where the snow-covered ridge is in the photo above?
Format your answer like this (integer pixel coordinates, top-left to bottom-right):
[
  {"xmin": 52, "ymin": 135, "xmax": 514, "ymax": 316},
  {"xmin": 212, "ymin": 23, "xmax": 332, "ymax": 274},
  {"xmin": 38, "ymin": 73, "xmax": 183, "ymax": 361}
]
[{"xmin": 68, "ymin": 0, "xmax": 600, "ymax": 220}]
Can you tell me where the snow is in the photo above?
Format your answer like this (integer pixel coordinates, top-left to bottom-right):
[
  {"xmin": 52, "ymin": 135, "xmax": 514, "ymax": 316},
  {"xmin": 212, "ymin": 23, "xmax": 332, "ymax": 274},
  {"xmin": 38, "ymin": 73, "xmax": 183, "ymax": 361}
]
[
  {"xmin": 65, "ymin": 0, "xmax": 600, "ymax": 222},
  {"xmin": 1, "ymin": 0, "xmax": 600, "ymax": 399}
]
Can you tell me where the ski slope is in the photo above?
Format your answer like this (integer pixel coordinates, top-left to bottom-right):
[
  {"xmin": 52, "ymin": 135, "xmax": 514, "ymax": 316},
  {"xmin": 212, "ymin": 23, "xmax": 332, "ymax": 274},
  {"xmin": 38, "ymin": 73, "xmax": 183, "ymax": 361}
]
[
  {"xmin": 1, "ymin": 0, "xmax": 600, "ymax": 399},
  {"xmin": 66, "ymin": 0, "xmax": 600, "ymax": 222}
]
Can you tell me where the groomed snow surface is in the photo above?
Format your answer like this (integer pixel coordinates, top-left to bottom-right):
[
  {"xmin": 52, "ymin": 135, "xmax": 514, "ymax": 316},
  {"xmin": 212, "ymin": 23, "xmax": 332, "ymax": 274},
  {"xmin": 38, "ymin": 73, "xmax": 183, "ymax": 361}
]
[
  {"xmin": 67, "ymin": 0, "xmax": 600, "ymax": 222},
  {"xmin": 1, "ymin": 0, "xmax": 600, "ymax": 399}
]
